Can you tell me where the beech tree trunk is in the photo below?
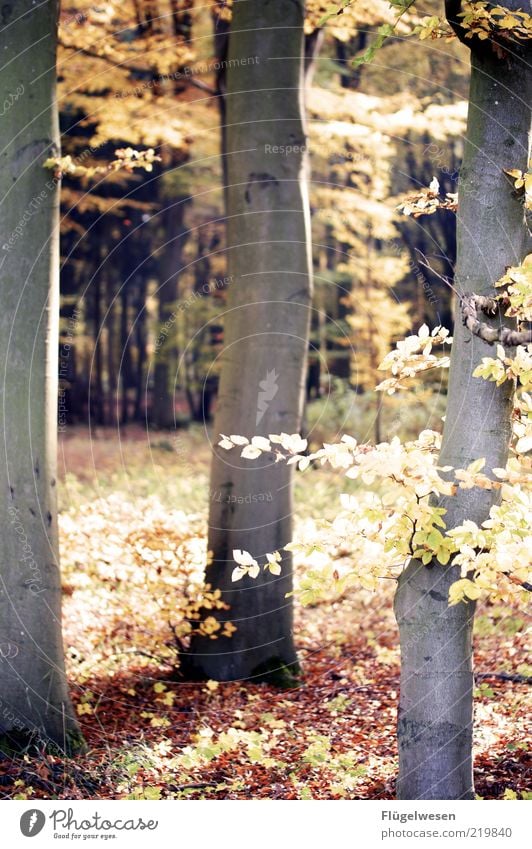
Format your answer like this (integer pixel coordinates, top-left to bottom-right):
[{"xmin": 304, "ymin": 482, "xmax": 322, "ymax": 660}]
[
  {"xmin": 184, "ymin": 0, "xmax": 312, "ymax": 682},
  {"xmin": 395, "ymin": 10, "xmax": 531, "ymax": 799},
  {"xmin": 0, "ymin": 0, "xmax": 83, "ymax": 753}
]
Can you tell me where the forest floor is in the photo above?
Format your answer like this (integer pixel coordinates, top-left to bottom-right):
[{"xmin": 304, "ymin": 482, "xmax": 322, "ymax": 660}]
[{"xmin": 0, "ymin": 426, "xmax": 530, "ymax": 800}]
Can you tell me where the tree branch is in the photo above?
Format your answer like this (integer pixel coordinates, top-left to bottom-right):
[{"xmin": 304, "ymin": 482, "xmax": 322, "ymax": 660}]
[
  {"xmin": 168, "ymin": 782, "xmax": 218, "ymax": 791},
  {"xmin": 476, "ymin": 672, "xmax": 532, "ymax": 684},
  {"xmin": 503, "ymin": 574, "xmax": 532, "ymax": 592},
  {"xmin": 58, "ymin": 38, "xmax": 146, "ymax": 75},
  {"xmin": 461, "ymin": 294, "xmax": 532, "ymax": 346},
  {"xmin": 58, "ymin": 40, "xmax": 216, "ymax": 96},
  {"xmin": 188, "ymin": 77, "xmax": 217, "ymax": 95}
]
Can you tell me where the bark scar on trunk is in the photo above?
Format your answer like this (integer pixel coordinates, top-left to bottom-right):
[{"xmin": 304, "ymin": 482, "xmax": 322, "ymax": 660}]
[
  {"xmin": 244, "ymin": 172, "xmax": 279, "ymax": 204},
  {"xmin": 0, "ymin": 4, "xmax": 14, "ymax": 26},
  {"xmin": 428, "ymin": 589, "xmax": 447, "ymax": 602},
  {"xmin": 286, "ymin": 287, "xmax": 311, "ymax": 302},
  {"xmin": 14, "ymin": 139, "xmax": 58, "ymax": 177}
]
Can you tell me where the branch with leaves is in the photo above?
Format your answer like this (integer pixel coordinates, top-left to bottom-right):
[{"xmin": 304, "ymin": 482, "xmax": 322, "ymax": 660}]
[
  {"xmin": 376, "ymin": 324, "xmax": 452, "ymax": 395},
  {"xmin": 460, "ymin": 295, "xmax": 532, "ymax": 347},
  {"xmin": 461, "ymin": 255, "xmax": 532, "ymax": 347},
  {"xmin": 44, "ymin": 148, "xmax": 161, "ymax": 180},
  {"xmin": 448, "ymin": 1, "xmax": 532, "ymax": 55},
  {"xmin": 320, "ymin": 1, "xmax": 532, "ymax": 66},
  {"xmin": 218, "ymin": 423, "xmax": 531, "ymax": 607},
  {"xmin": 397, "ymin": 177, "xmax": 457, "ymax": 218}
]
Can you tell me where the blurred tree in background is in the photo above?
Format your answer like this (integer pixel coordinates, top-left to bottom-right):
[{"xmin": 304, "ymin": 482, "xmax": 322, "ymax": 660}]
[{"xmin": 55, "ymin": 0, "xmax": 469, "ymax": 436}]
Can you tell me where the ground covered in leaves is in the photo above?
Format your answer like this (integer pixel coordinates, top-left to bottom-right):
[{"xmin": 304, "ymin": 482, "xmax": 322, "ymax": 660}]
[{"xmin": 1, "ymin": 427, "xmax": 530, "ymax": 800}]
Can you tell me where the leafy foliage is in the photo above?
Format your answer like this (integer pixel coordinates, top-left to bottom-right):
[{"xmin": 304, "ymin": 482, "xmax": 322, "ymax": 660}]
[
  {"xmin": 44, "ymin": 148, "xmax": 160, "ymax": 179},
  {"xmin": 505, "ymin": 160, "xmax": 532, "ymax": 211},
  {"xmin": 496, "ymin": 254, "xmax": 532, "ymax": 322},
  {"xmin": 376, "ymin": 324, "xmax": 452, "ymax": 394},
  {"xmin": 221, "ymin": 280, "xmax": 532, "ymax": 607},
  {"xmin": 472, "ymin": 256, "xmax": 532, "ymax": 460},
  {"xmin": 318, "ymin": 0, "xmax": 532, "ymax": 67},
  {"xmin": 458, "ymin": 2, "xmax": 532, "ymax": 46},
  {"xmin": 59, "ymin": 493, "xmax": 235, "ymax": 676},
  {"xmin": 397, "ymin": 177, "xmax": 458, "ymax": 217}
]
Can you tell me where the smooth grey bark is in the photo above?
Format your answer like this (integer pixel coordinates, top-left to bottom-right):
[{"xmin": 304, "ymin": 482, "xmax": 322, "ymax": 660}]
[
  {"xmin": 183, "ymin": 0, "xmax": 312, "ymax": 682},
  {"xmin": 395, "ymin": 14, "xmax": 531, "ymax": 799},
  {"xmin": 0, "ymin": 0, "xmax": 83, "ymax": 753}
]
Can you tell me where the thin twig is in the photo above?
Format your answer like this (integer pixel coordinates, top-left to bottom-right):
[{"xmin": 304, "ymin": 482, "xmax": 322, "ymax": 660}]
[
  {"xmin": 414, "ymin": 249, "xmax": 463, "ymax": 299},
  {"xmin": 168, "ymin": 782, "xmax": 218, "ymax": 791},
  {"xmin": 476, "ymin": 672, "xmax": 531, "ymax": 685},
  {"xmin": 58, "ymin": 41, "xmax": 216, "ymax": 96}
]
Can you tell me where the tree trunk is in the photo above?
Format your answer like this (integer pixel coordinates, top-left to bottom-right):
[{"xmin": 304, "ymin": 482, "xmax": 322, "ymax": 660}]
[
  {"xmin": 152, "ymin": 200, "xmax": 189, "ymax": 428},
  {"xmin": 395, "ymin": 16, "xmax": 531, "ymax": 799},
  {"xmin": 133, "ymin": 278, "xmax": 148, "ymax": 421},
  {"xmin": 92, "ymin": 272, "xmax": 105, "ymax": 425},
  {"xmin": 0, "ymin": 0, "xmax": 83, "ymax": 753},
  {"xmin": 183, "ymin": 0, "xmax": 313, "ymax": 683},
  {"xmin": 305, "ymin": 28, "xmax": 325, "ymax": 87},
  {"xmin": 106, "ymin": 275, "xmax": 118, "ymax": 427},
  {"xmin": 120, "ymin": 281, "xmax": 131, "ymax": 424},
  {"xmin": 212, "ymin": 13, "xmax": 230, "ymax": 206}
]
